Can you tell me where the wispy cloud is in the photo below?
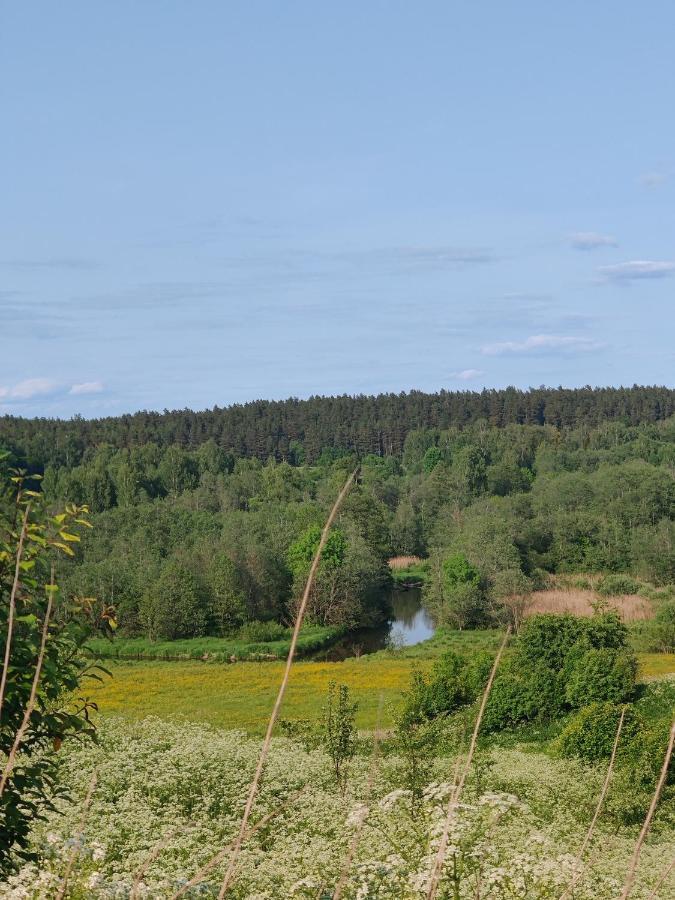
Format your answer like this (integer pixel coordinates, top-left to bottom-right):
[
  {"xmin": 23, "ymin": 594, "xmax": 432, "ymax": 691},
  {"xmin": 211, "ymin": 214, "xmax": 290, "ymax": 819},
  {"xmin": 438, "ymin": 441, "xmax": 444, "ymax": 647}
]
[
  {"xmin": 2, "ymin": 257, "xmax": 100, "ymax": 271},
  {"xmin": 638, "ymin": 171, "xmax": 669, "ymax": 189},
  {"xmin": 450, "ymin": 368, "xmax": 485, "ymax": 380},
  {"xmin": 69, "ymin": 381, "xmax": 104, "ymax": 395},
  {"xmin": 338, "ymin": 245, "xmax": 496, "ymax": 271},
  {"xmin": 0, "ymin": 377, "xmax": 59, "ymax": 400},
  {"xmin": 570, "ymin": 231, "xmax": 617, "ymax": 250},
  {"xmin": 481, "ymin": 334, "xmax": 603, "ymax": 356},
  {"xmin": 598, "ymin": 260, "xmax": 675, "ymax": 282}
]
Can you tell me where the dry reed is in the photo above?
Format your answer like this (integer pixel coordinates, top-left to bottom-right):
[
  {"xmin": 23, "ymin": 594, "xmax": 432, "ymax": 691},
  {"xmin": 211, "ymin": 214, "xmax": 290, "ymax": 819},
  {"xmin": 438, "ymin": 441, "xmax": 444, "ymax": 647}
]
[
  {"xmin": 645, "ymin": 855, "xmax": 675, "ymax": 900},
  {"xmin": 525, "ymin": 589, "xmax": 652, "ymax": 622},
  {"xmin": 0, "ymin": 504, "xmax": 31, "ymax": 724},
  {"xmin": 388, "ymin": 555, "xmax": 422, "ymax": 570},
  {"xmin": 0, "ymin": 565, "xmax": 54, "ymax": 797},
  {"xmin": 559, "ymin": 706, "xmax": 626, "ymax": 900},
  {"xmin": 619, "ymin": 720, "xmax": 675, "ymax": 900},
  {"xmin": 332, "ymin": 694, "xmax": 384, "ymax": 900},
  {"xmin": 425, "ymin": 627, "xmax": 511, "ymax": 900},
  {"xmin": 130, "ymin": 827, "xmax": 183, "ymax": 900},
  {"xmin": 170, "ymin": 787, "xmax": 307, "ymax": 900},
  {"xmin": 216, "ymin": 470, "xmax": 357, "ymax": 898}
]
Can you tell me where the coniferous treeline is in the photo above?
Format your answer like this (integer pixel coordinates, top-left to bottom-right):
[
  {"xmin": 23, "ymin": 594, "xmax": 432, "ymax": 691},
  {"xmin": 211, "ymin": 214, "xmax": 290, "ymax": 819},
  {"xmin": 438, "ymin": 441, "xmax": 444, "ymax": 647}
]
[{"xmin": 2, "ymin": 385, "xmax": 675, "ymax": 470}]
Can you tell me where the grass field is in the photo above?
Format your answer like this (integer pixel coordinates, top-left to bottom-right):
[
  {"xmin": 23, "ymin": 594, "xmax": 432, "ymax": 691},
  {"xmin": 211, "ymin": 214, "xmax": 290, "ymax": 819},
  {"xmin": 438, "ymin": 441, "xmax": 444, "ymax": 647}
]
[
  {"xmin": 85, "ymin": 624, "xmax": 343, "ymax": 662},
  {"xmin": 85, "ymin": 628, "xmax": 675, "ymax": 733},
  {"xmin": 86, "ymin": 655, "xmax": 417, "ymax": 732}
]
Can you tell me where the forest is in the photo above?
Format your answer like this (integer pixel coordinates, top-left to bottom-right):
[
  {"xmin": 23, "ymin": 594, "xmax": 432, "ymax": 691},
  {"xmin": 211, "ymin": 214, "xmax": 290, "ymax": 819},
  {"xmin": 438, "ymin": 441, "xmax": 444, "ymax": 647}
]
[
  {"xmin": 2, "ymin": 385, "xmax": 675, "ymax": 468},
  {"xmin": 1, "ymin": 389, "xmax": 675, "ymax": 897},
  {"xmin": 1, "ymin": 387, "xmax": 674, "ymax": 646}
]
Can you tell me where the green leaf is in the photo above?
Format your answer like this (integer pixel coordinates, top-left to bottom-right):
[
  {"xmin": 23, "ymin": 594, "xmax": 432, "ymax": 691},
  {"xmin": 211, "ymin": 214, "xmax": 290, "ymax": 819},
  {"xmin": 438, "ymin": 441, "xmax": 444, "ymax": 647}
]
[{"xmin": 51, "ymin": 541, "xmax": 75, "ymax": 557}]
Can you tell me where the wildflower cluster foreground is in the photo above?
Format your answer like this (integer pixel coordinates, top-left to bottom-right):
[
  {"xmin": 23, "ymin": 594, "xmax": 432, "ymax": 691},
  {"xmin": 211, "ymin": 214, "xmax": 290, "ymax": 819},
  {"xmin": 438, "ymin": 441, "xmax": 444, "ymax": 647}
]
[{"xmin": 3, "ymin": 717, "xmax": 673, "ymax": 898}]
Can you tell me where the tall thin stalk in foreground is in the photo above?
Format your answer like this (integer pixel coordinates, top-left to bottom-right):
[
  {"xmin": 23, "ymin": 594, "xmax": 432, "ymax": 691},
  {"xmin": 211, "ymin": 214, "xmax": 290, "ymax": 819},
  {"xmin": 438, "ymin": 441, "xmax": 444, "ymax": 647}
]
[
  {"xmin": 170, "ymin": 787, "xmax": 307, "ymax": 900},
  {"xmin": 425, "ymin": 627, "xmax": 511, "ymax": 900},
  {"xmin": 332, "ymin": 694, "xmax": 384, "ymax": 900},
  {"xmin": 645, "ymin": 855, "xmax": 675, "ymax": 900},
  {"xmin": 217, "ymin": 470, "xmax": 357, "ymax": 898},
  {"xmin": 559, "ymin": 706, "xmax": 626, "ymax": 900},
  {"xmin": 130, "ymin": 827, "xmax": 183, "ymax": 900},
  {"xmin": 55, "ymin": 770, "xmax": 98, "ymax": 900},
  {"xmin": 618, "ymin": 720, "xmax": 675, "ymax": 900},
  {"xmin": 0, "ymin": 566, "xmax": 54, "ymax": 797},
  {"xmin": 0, "ymin": 504, "xmax": 31, "ymax": 724}
]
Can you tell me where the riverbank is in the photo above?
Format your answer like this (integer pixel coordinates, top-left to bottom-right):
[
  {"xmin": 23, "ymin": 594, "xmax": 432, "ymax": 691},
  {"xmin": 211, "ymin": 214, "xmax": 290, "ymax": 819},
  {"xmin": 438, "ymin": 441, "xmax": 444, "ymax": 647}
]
[
  {"xmin": 86, "ymin": 586, "xmax": 436, "ymax": 663},
  {"xmin": 84, "ymin": 624, "xmax": 345, "ymax": 662}
]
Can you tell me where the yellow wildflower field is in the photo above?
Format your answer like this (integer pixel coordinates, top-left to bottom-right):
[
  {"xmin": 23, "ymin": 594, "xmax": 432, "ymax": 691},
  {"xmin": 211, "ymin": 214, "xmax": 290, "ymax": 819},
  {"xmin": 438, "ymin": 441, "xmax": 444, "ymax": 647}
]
[{"xmin": 86, "ymin": 651, "xmax": 675, "ymax": 733}]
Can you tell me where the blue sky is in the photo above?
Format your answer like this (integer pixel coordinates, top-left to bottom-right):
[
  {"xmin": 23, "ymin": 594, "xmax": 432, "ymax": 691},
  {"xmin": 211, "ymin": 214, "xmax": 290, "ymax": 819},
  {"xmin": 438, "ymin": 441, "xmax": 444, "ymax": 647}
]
[{"xmin": 1, "ymin": 1, "xmax": 674, "ymax": 418}]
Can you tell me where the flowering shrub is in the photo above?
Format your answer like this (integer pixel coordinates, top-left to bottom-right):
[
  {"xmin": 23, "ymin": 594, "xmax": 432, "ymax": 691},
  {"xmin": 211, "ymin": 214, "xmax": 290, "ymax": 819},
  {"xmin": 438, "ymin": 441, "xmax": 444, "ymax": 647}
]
[{"xmin": 2, "ymin": 716, "xmax": 673, "ymax": 898}]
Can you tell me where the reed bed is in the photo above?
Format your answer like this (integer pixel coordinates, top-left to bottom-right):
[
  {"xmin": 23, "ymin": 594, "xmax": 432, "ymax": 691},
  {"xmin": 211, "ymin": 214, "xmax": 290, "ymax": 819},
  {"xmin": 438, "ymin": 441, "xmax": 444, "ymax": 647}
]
[
  {"xmin": 525, "ymin": 589, "xmax": 653, "ymax": 622},
  {"xmin": 388, "ymin": 556, "xmax": 423, "ymax": 570}
]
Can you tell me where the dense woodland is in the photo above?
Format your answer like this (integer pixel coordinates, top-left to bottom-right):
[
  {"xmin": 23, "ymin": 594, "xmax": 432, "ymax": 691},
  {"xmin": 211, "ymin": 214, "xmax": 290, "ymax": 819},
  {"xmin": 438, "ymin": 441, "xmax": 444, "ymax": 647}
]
[
  {"xmin": 2, "ymin": 385, "xmax": 675, "ymax": 468},
  {"xmin": 2, "ymin": 386, "xmax": 674, "ymax": 642}
]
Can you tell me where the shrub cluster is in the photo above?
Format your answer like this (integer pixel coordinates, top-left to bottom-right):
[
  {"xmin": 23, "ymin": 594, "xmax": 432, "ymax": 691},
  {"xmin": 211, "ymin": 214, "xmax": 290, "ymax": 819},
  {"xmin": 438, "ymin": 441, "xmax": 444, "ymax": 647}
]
[{"xmin": 482, "ymin": 612, "xmax": 637, "ymax": 731}]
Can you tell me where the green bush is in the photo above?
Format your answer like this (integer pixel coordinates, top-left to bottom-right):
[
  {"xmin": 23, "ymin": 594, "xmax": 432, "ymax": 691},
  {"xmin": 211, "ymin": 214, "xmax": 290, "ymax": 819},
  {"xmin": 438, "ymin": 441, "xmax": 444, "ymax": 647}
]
[
  {"xmin": 597, "ymin": 574, "xmax": 640, "ymax": 596},
  {"xmin": 401, "ymin": 650, "xmax": 497, "ymax": 722},
  {"xmin": 461, "ymin": 651, "xmax": 495, "ymax": 699},
  {"xmin": 515, "ymin": 614, "xmax": 584, "ymax": 670},
  {"xmin": 555, "ymin": 702, "xmax": 640, "ymax": 761},
  {"xmin": 420, "ymin": 651, "xmax": 470, "ymax": 717},
  {"xmin": 582, "ymin": 612, "xmax": 630, "ymax": 650},
  {"xmin": 646, "ymin": 600, "xmax": 675, "ymax": 652},
  {"xmin": 556, "ymin": 702, "xmax": 674, "ymax": 827},
  {"xmin": 482, "ymin": 665, "xmax": 539, "ymax": 731},
  {"xmin": 237, "ymin": 620, "xmax": 289, "ymax": 643},
  {"xmin": 564, "ymin": 648, "xmax": 637, "ymax": 707},
  {"xmin": 483, "ymin": 613, "xmax": 637, "ymax": 733}
]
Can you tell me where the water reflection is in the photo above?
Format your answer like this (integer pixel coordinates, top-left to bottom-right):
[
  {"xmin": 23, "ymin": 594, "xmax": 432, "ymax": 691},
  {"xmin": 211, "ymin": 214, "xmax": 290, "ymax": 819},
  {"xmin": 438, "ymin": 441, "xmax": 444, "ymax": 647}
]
[
  {"xmin": 316, "ymin": 587, "xmax": 435, "ymax": 661},
  {"xmin": 388, "ymin": 590, "xmax": 435, "ymax": 646}
]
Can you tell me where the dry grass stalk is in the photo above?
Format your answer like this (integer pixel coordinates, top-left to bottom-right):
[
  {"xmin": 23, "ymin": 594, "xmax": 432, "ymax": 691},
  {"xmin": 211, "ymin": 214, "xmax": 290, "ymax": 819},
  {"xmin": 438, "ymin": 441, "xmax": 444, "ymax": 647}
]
[
  {"xmin": 619, "ymin": 720, "xmax": 675, "ymax": 900},
  {"xmin": 425, "ymin": 627, "xmax": 511, "ymax": 900},
  {"xmin": 216, "ymin": 470, "xmax": 357, "ymax": 899},
  {"xmin": 559, "ymin": 706, "xmax": 626, "ymax": 900},
  {"xmin": 0, "ymin": 565, "xmax": 54, "ymax": 797},
  {"xmin": 130, "ymin": 827, "xmax": 182, "ymax": 900},
  {"xmin": 525, "ymin": 589, "xmax": 653, "ymax": 622},
  {"xmin": 170, "ymin": 787, "xmax": 307, "ymax": 900},
  {"xmin": 0, "ymin": 504, "xmax": 31, "ymax": 723},
  {"xmin": 388, "ymin": 555, "xmax": 422, "ymax": 570},
  {"xmin": 645, "ymin": 855, "xmax": 675, "ymax": 900},
  {"xmin": 332, "ymin": 694, "xmax": 384, "ymax": 900},
  {"xmin": 55, "ymin": 770, "xmax": 98, "ymax": 900}
]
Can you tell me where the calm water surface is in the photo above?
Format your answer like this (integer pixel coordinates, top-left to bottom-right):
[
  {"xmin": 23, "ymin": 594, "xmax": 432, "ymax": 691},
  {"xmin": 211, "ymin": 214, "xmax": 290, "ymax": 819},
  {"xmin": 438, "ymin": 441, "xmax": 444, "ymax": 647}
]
[{"xmin": 317, "ymin": 587, "xmax": 435, "ymax": 661}]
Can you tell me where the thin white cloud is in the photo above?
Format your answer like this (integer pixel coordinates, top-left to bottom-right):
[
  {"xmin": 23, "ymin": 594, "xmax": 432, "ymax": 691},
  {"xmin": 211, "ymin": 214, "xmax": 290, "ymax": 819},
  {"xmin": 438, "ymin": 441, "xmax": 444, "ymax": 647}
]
[
  {"xmin": 0, "ymin": 377, "xmax": 59, "ymax": 400},
  {"xmin": 337, "ymin": 246, "xmax": 495, "ymax": 270},
  {"xmin": 481, "ymin": 334, "xmax": 603, "ymax": 356},
  {"xmin": 2, "ymin": 257, "xmax": 100, "ymax": 270},
  {"xmin": 570, "ymin": 231, "xmax": 617, "ymax": 250},
  {"xmin": 395, "ymin": 246, "xmax": 494, "ymax": 265},
  {"xmin": 598, "ymin": 260, "xmax": 675, "ymax": 282},
  {"xmin": 69, "ymin": 381, "xmax": 104, "ymax": 395},
  {"xmin": 638, "ymin": 171, "xmax": 668, "ymax": 189},
  {"xmin": 450, "ymin": 368, "xmax": 485, "ymax": 380}
]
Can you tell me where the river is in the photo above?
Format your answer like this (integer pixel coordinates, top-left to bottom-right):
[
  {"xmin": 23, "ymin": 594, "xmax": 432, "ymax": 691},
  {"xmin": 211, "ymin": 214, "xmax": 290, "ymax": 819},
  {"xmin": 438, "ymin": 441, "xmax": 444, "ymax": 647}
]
[{"xmin": 315, "ymin": 587, "xmax": 435, "ymax": 661}]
